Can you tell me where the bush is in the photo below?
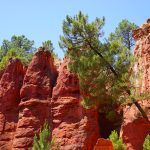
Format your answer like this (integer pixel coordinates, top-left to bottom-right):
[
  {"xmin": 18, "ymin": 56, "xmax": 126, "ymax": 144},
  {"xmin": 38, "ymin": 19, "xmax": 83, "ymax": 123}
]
[
  {"xmin": 31, "ymin": 121, "xmax": 59, "ymax": 150},
  {"xmin": 143, "ymin": 134, "xmax": 150, "ymax": 150},
  {"xmin": 109, "ymin": 130, "xmax": 126, "ymax": 150},
  {"xmin": 0, "ymin": 48, "xmax": 29, "ymax": 71}
]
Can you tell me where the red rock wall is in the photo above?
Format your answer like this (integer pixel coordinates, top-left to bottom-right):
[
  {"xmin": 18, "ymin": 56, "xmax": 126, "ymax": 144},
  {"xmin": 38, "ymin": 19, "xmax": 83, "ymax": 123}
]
[
  {"xmin": 121, "ymin": 19, "xmax": 150, "ymax": 150},
  {"xmin": 0, "ymin": 59, "xmax": 24, "ymax": 150},
  {"xmin": 0, "ymin": 50, "xmax": 99, "ymax": 150},
  {"xmin": 52, "ymin": 58, "xmax": 99, "ymax": 150},
  {"xmin": 93, "ymin": 138, "xmax": 114, "ymax": 150},
  {"xmin": 133, "ymin": 18, "xmax": 150, "ymax": 93},
  {"xmin": 120, "ymin": 101, "xmax": 150, "ymax": 150},
  {"xmin": 12, "ymin": 50, "xmax": 57, "ymax": 150}
]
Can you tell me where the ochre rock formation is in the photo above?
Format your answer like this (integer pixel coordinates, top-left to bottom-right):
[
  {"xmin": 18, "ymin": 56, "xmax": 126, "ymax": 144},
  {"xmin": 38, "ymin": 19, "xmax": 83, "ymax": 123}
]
[
  {"xmin": 52, "ymin": 58, "xmax": 99, "ymax": 150},
  {"xmin": 120, "ymin": 101, "xmax": 150, "ymax": 150},
  {"xmin": 12, "ymin": 50, "xmax": 58, "ymax": 150},
  {"xmin": 0, "ymin": 59, "xmax": 24, "ymax": 150},
  {"xmin": 0, "ymin": 50, "xmax": 99, "ymax": 150},
  {"xmin": 121, "ymin": 19, "xmax": 150, "ymax": 150},
  {"xmin": 93, "ymin": 138, "xmax": 114, "ymax": 150}
]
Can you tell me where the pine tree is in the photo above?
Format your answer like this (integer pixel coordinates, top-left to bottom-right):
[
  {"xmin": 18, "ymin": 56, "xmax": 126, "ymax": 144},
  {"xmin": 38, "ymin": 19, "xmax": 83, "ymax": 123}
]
[
  {"xmin": 0, "ymin": 35, "xmax": 35, "ymax": 62},
  {"xmin": 0, "ymin": 48, "xmax": 30, "ymax": 71},
  {"xmin": 59, "ymin": 11, "xmax": 148, "ymax": 119},
  {"xmin": 42, "ymin": 40, "xmax": 58, "ymax": 59},
  {"xmin": 31, "ymin": 121, "xmax": 58, "ymax": 150},
  {"xmin": 109, "ymin": 19, "xmax": 138, "ymax": 50}
]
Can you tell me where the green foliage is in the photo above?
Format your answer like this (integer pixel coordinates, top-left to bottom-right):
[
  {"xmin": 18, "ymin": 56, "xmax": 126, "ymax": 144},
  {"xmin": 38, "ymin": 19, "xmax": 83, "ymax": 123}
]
[
  {"xmin": 42, "ymin": 40, "xmax": 54, "ymax": 52},
  {"xmin": 109, "ymin": 130, "xmax": 126, "ymax": 150},
  {"xmin": 0, "ymin": 35, "xmax": 35, "ymax": 62},
  {"xmin": 59, "ymin": 11, "xmax": 136, "ymax": 110},
  {"xmin": 42, "ymin": 40, "xmax": 58, "ymax": 59},
  {"xmin": 32, "ymin": 121, "xmax": 59, "ymax": 150},
  {"xmin": 0, "ymin": 39, "xmax": 11, "ymax": 57},
  {"xmin": 143, "ymin": 134, "xmax": 150, "ymax": 150},
  {"xmin": 0, "ymin": 48, "xmax": 29, "ymax": 71},
  {"xmin": 109, "ymin": 19, "xmax": 138, "ymax": 50}
]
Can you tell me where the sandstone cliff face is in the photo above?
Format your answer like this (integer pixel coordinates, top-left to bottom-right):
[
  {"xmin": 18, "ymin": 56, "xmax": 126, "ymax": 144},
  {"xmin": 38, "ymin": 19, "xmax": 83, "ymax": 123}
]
[
  {"xmin": 0, "ymin": 50, "xmax": 99, "ymax": 150},
  {"xmin": 0, "ymin": 59, "xmax": 24, "ymax": 150},
  {"xmin": 121, "ymin": 19, "xmax": 150, "ymax": 150},
  {"xmin": 93, "ymin": 138, "xmax": 114, "ymax": 150},
  {"xmin": 52, "ymin": 58, "xmax": 99, "ymax": 150},
  {"xmin": 12, "ymin": 50, "xmax": 58, "ymax": 150},
  {"xmin": 121, "ymin": 101, "xmax": 150, "ymax": 150},
  {"xmin": 133, "ymin": 18, "xmax": 150, "ymax": 93}
]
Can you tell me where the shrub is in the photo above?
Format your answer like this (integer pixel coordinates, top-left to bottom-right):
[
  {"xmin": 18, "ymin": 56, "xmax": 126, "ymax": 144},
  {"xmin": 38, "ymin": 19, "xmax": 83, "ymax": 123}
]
[
  {"xmin": 0, "ymin": 48, "xmax": 29, "ymax": 71},
  {"xmin": 143, "ymin": 134, "xmax": 150, "ymax": 150},
  {"xmin": 109, "ymin": 130, "xmax": 126, "ymax": 150},
  {"xmin": 31, "ymin": 121, "xmax": 59, "ymax": 150}
]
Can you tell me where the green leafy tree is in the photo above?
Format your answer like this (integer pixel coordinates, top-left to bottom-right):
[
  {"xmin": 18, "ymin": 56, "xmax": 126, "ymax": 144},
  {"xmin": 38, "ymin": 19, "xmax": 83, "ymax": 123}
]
[
  {"xmin": 0, "ymin": 48, "xmax": 29, "ymax": 71},
  {"xmin": 42, "ymin": 40, "xmax": 58, "ymax": 59},
  {"xmin": 32, "ymin": 121, "xmax": 59, "ymax": 150},
  {"xmin": 0, "ymin": 35, "xmax": 35, "ymax": 62},
  {"xmin": 42, "ymin": 40, "xmax": 54, "ymax": 53},
  {"xmin": 0, "ymin": 40, "xmax": 11, "ymax": 57},
  {"xmin": 143, "ymin": 134, "xmax": 150, "ymax": 150},
  {"xmin": 59, "ymin": 11, "xmax": 147, "ymax": 119},
  {"xmin": 109, "ymin": 130, "xmax": 126, "ymax": 150},
  {"xmin": 109, "ymin": 19, "xmax": 138, "ymax": 50}
]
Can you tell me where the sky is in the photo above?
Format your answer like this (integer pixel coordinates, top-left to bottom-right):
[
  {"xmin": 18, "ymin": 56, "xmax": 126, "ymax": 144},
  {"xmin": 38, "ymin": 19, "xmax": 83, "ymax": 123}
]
[{"xmin": 0, "ymin": 0, "xmax": 149, "ymax": 58}]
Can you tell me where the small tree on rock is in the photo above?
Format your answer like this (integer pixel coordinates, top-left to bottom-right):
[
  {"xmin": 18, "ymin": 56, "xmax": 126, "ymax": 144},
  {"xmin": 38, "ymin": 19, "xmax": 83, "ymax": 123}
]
[{"xmin": 32, "ymin": 121, "xmax": 58, "ymax": 150}]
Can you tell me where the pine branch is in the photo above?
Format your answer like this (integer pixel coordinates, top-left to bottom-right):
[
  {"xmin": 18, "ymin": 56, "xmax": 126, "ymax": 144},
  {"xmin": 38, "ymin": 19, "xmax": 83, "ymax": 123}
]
[{"xmin": 86, "ymin": 39, "xmax": 148, "ymax": 120}]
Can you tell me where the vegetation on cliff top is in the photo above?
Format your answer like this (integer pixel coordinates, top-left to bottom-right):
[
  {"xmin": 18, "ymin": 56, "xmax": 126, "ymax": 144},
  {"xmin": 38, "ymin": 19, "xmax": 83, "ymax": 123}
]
[
  {"xmin": 0, "ymin": 36, "xmax": 58, "ymax": 71},
  {"xmin": 0, "ymin": 35, "xmax": 35, "ymax": 70}
]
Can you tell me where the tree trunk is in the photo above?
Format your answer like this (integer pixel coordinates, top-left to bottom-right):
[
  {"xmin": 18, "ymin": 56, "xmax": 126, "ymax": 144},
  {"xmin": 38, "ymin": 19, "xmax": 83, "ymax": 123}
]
[{"xmin": 133, "ymin": 101, "xmax": 148, "ymax": 120}]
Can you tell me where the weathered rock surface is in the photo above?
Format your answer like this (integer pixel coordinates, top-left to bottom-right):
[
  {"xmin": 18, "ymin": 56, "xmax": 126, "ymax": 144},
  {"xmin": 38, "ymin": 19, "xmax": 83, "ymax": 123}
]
[
  {"xmin": 20, "ymin": 50, "xmax": 58, "ymax": 100},
  {"xmin": 52, "ymin": 58, "xmax": 99, "ymax": 150},
  {"xmin": 93, "ymin": 138, "xmax": 114, "ymax": 150},
  {"xmin": 12, "ymin": 50, "xmax": 58, "ymax": 149},
  {"xmin": 121, "ymin": 19, "xmax": 150, "ymax": 150},
  {"xmin": 0, "ymin": 51, "xmax": 99, "ymax": 150},
  {"xmin": 0, "ymin": 59, "xmax": 24, "ymax": 150},
  {"xmin": 120, "ymin": 101, "xmax": 150, "ymax": 150}
]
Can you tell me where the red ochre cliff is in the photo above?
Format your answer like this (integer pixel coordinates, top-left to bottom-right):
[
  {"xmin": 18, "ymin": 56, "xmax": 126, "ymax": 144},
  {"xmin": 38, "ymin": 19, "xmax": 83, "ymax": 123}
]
[
  {"xmin": 120, "ymin": 19, "xmax": 150, "ymax": 150},
  {"xmin": 0, "ymin": 50, "xmax": 99, "ymax": 150},
  {"xmin": 0, "ymin": 19, "xmax": 150, "ymax": 150},
  {"xmin": 12, "ymin": 50, "xmax": 58, "ymax": 150},
  {"xmin": 0, "ymin": 59, "xmax": 24, "ymax": 150},
  {"xmin": 52, "ymin": 58, "xmax": 99, "ymax": 150}
]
